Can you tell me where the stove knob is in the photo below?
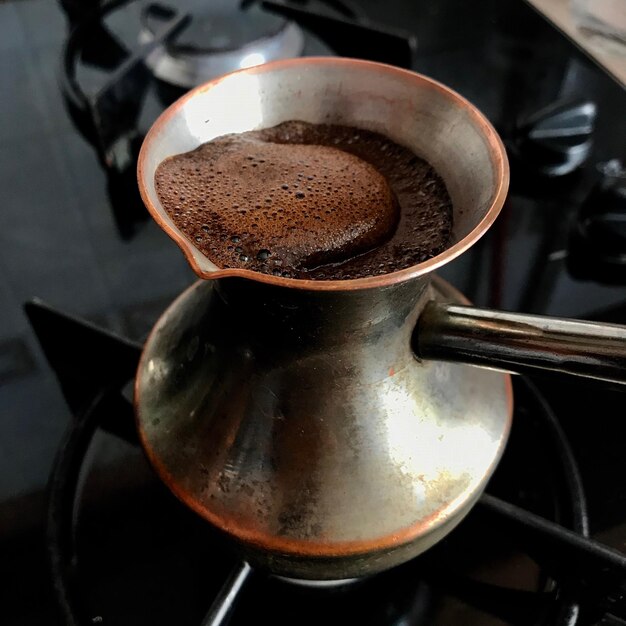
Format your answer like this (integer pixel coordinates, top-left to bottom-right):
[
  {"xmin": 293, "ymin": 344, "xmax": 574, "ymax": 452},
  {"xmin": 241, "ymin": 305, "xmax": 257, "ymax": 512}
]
[
  {"xmin": 513, "ymin": 100, "xmax": 596, "ymax": 177},
  {"xmin": 568, "ymin": 159, "xmax": 626, "ymax": 284}
]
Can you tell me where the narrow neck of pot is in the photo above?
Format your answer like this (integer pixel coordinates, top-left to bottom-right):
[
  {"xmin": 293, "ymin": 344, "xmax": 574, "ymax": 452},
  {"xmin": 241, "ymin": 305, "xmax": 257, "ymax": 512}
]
[{"xmin": 214, "ymin": 276, "xmax": 431, "ymax": 354}]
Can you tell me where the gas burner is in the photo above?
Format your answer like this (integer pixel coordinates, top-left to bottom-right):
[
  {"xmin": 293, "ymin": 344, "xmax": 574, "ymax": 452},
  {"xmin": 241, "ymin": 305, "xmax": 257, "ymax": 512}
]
[
  {"xmin": 59, "ymin": 0, "xmax": 414, "ymax": 240},
  {"xmin": 24, "ymin": 298, "xmax": 626, "ymax": 625},
  {"xmin": 139, "ymin": 1, "xmax": 305, "ymax": 89}
]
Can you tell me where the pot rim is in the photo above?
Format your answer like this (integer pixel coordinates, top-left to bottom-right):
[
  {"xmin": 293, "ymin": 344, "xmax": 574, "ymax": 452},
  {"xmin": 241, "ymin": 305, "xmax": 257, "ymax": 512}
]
[{"xmin": 137, "ymin": 57, "xmax": 509, "ymax": 292}]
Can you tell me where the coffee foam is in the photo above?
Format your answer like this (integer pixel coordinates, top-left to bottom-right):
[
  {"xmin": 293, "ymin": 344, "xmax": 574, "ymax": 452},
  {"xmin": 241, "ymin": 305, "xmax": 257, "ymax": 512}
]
[{"xmin": 155, "ymin": 121, "xmax": 452, "ymax": 280}]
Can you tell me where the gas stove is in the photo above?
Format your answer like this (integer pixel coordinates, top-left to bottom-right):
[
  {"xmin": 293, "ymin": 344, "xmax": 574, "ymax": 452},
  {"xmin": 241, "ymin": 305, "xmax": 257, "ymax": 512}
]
[
  {"xmin": 1, "ymin": 1, "xmax": 626, "ymax": 625},
  {"xmin": 24, "ymin": 298, "xmax": 626, "ymax": 625}
]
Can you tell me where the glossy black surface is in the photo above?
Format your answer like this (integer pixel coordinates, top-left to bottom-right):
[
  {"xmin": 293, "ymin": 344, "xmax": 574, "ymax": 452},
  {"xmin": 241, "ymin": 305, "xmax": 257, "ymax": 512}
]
[{"xmin": 1, "ymin": 0, "xmax": 625, "ymax": 624}]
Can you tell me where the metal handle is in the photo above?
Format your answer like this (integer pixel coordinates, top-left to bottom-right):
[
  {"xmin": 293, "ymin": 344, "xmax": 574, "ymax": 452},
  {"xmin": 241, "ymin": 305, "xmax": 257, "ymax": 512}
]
[
  {"xmin": 200, "ymin": 561, "xmax": 252, "ymax": 626},
  {"xmin": 416, "ymin": 302, "xmax": 626, "ymax": 385}
]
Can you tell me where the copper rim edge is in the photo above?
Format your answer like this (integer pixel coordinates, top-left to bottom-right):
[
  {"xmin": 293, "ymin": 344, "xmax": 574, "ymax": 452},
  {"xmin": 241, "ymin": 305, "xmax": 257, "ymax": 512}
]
[{"xmin": 137, "ymin": 57, "xmax": 510, "ymax": 292}]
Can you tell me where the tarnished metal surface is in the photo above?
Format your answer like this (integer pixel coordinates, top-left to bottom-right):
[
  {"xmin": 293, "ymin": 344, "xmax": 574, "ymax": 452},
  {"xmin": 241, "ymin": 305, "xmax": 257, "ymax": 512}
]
[
  {"xmin": 137, "ymin": 57, "xmax": 509, "ymax": 290},
  {"xmin": 136, "ymin": 277, "xmax": 512, "ymax": 579},
  {"xmin": 134, "ymin": 57, "xmax": 515, "ymax": 579},
  {"xmin": 418, "ymin": 303, "xmax": 626, "ymax": 385},
  {"xmin": 134, "ymin": 57, "xmax": 626, "ymax": 580}
]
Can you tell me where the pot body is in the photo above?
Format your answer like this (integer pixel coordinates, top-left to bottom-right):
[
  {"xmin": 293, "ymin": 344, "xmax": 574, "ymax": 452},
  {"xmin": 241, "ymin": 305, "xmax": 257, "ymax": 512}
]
[
  {"xmin": 135, "ymin": 57, "xmax": 513, "ymax": 579},
  {"xmin": 135, "ymin": 275, "xmax": 512, "ymax": 579}
]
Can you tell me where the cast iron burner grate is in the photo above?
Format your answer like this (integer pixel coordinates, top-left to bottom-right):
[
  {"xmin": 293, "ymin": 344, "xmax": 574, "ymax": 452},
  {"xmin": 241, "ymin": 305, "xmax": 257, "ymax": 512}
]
[{"xmin": 26, "ymin": 300, "xmax": 626, "ymax": 626}]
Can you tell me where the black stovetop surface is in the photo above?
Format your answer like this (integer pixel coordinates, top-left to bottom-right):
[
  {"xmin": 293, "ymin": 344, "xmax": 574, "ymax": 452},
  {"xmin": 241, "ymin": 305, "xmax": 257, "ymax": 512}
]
[{"xmin": 1, "ymin": 1, "xmax": 625, "ymax": 624}]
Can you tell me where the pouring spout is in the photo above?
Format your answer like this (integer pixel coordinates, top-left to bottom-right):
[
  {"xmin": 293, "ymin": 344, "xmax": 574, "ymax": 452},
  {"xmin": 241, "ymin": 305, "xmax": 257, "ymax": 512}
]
[{"xmin": 416, "ymin": 302, "xmax": 626, "ymax": 385}]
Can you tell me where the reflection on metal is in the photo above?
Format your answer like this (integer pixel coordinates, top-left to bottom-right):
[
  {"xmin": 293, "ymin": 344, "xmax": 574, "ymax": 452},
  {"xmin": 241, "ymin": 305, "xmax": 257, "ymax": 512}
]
[
  {"xmin": 200, "ymin": 561, "xmax": 253, "ymax": 626},
  {"xmin": 134, "ymin": 58, "xmax": 626, "ymax": 582},
  {"xmin": 418, "ymin": 302, "xmax": 626, "ymax": 385},
  {"xmin": 140, "ymin": 6, "xmax": 304, "ymax": 89},
  {"xmin": 137, "ymin": 58, "xmax": 509, "ymax": 287},
  {"xmin": 135, "ymin": 278, "xmax": 512, "ymax": 579}
]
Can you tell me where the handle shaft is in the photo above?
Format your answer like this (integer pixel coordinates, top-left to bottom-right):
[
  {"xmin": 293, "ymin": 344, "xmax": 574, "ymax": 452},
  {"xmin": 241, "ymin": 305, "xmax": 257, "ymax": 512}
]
[
  {"xmin": 200, "ymin": 561, "xmax": 252, "ymax": 626},
  {"xmin": 417, "ymin": 302, "xmax": 626, "ymax": 385}
]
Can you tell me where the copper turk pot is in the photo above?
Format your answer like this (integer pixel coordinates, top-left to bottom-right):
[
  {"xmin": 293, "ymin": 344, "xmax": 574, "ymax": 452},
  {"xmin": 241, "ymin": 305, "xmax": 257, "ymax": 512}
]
[{"xmin": 135, "ymin": 58, "xmax": 626, "ymax": 580}]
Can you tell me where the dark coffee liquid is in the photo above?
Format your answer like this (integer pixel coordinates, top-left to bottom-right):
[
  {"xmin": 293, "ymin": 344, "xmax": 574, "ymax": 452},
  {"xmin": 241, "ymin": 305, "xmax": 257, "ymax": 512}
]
[{"xmin": 155, "ymin": 121, "xmax": 453, "ymax": 280}]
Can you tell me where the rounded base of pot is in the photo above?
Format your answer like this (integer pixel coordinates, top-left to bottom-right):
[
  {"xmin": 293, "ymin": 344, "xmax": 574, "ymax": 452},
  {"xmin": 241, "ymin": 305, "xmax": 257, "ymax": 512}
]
[
  {"xmin": 250, "ymin": 488, "xmax": 482, "ymax": 579},
  {"xmin": 135, "ymin": 277, "xmax": 512, "ymax": 579}
]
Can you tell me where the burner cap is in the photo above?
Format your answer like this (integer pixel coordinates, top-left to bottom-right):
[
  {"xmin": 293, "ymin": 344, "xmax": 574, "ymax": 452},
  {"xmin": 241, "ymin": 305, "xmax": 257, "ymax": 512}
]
[{"xmin": 139, "ymin": 0, "xmax": 305, "ymax": 88}]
